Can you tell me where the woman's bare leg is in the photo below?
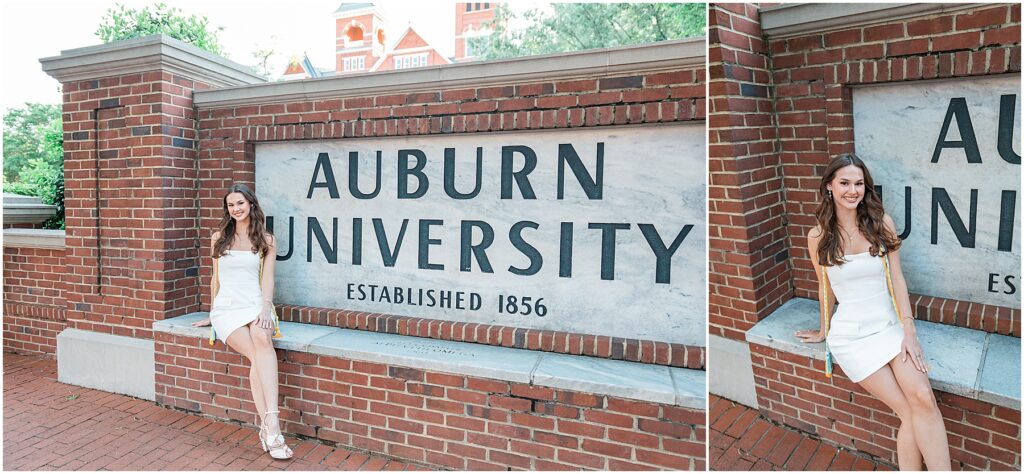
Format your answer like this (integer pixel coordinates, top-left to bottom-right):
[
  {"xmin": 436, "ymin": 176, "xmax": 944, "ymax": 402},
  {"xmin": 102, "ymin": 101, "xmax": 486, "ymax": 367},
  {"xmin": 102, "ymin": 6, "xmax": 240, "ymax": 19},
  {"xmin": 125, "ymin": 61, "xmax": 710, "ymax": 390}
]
[
  {"xmin": 225, "ymin": 326, "xmax": 269, "ymax": 424},
  {"xmin": 858, "ymin": 364, "xmax": 924, "ymax": 470},
  {"xmin": 247, "ymin": 321, "xmax": 282, "ymax": 437},
  {"xmin": 889, "ymin": 355, "xmax": 952, "ymax": 470}
]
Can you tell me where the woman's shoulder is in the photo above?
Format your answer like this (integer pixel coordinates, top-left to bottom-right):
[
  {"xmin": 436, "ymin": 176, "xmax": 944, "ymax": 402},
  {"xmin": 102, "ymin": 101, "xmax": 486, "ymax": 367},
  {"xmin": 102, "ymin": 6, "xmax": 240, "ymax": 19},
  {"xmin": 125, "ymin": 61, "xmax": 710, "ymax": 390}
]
[
  {"xmin": 807, "ymin": 225, "xmax": 824, "ymax": 242},
  {"xmin": 212, "ymin": 231, "xmax": 221, "ymax": 241},
  {"xmin": 264, "ymin": 232, "xmax": 276, "ymax": 246},
  {"xmin": 881, "ymin": 213, "xmax": 896, "ymax": 231}
]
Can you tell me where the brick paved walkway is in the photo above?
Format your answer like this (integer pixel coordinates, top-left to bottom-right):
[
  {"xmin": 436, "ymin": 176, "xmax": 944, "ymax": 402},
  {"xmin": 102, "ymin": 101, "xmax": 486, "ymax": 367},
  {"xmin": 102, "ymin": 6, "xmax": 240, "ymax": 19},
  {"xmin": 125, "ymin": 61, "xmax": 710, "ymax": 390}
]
[
  {"xmin": 709, "ymin": 394, "xmax": 894, "ymax": 471},
  {"xmin": 3, "ymin": 353, "xmax": 433, "ymax": 471}
]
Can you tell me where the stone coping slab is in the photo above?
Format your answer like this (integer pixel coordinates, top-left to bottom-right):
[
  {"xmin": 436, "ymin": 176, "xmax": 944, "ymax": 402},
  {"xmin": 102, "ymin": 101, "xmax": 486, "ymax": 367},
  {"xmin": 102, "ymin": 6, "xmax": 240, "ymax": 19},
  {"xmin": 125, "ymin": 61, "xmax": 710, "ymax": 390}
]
[
  {"xmin": 3, "ymin": 228, "xmax": 65, "ymax": 249},
  {"xmin": 192, "ymin": 37, "xmax": 704, "ymax": 108},
  {"xmin": 747, "ymin": 298, "xmax": 1020, "ymax": 410},
  {"xmin": 980, "ymin": 334, "xmax": 1022, "ymax": 409},
  {"xmin": 40, "ymin": 34, "xmax": 265, "ymax": 87},
  {"xmin": 759, "ymin": 3, "xmax": 977, "ymax": 38},
  {"xmin": 3, "ymin": 193, "xmax": 57, "ymax": 225},
  {"xmin": 155, "ymin": 313, "xmax": 706, "ymax": 410}
]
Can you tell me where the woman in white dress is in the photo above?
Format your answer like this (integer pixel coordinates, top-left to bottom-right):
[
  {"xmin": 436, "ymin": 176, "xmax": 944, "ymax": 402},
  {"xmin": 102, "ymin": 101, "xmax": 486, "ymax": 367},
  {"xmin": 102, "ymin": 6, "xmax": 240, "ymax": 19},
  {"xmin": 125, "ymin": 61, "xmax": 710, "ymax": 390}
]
[
  {"xmin": 192, "ymin": 183, "xmax": 293, "ymax": 460},
  {"xmin": 795, "ymin": 154, "xmax": 950, "ymax": 470}
]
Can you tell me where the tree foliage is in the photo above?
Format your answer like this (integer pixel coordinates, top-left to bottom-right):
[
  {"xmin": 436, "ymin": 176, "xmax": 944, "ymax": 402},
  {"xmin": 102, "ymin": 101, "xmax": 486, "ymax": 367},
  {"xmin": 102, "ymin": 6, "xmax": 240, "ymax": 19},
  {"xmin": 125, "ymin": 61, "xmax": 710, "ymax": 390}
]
[
  {"xmin": 3, "ymin": 103, "xmax": 64, "ymax": 229},
  {"xmin": 476, "ymin": 3, "xmax": 705, "ymax": 61},
  {"xmin": 250, "ymin": 36, "xmax": 280, "ymax": 80},
  {"xmin": 96, "ymin": 3, "xmax": 226, "ymax": 56},
  {"xmin": 3, "ymin": 103, "xmax": 62, "ymax": 183}
]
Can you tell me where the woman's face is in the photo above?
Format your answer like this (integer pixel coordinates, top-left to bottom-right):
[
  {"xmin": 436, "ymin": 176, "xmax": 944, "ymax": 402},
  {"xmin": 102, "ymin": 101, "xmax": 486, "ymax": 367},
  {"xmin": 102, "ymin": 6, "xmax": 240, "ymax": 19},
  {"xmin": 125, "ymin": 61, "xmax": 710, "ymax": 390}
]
[
  {"xmin": 225, "ymin": 192, "xmax": 251, "ymax": 223},
  {"xmin": 827, "ymin": 165, "xmax": 865, "ymax": 211}
]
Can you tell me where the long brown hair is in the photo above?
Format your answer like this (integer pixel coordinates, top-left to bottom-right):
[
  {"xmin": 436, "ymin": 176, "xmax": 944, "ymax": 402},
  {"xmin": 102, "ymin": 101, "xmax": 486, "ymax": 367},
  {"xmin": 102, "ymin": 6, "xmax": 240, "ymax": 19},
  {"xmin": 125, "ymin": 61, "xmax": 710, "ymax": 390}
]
[
  {"xmin": 814, "ymin": 153, "xmax": 901, "ymax": 267},
  {"xmin": 212, "ymin": 183, "xmax": 272, "ymax": 259}
]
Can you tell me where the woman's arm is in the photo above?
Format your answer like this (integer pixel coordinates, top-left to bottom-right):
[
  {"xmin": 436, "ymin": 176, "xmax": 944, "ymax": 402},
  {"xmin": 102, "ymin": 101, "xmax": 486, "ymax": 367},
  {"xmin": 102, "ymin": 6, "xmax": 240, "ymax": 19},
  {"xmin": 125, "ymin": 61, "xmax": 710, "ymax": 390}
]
[
  {"xmin": 254, "ymin": 234, "xmax": 277, "ymax": 333},
  {"xmin": 882, "ymin": 215, "xmax": 927, "ymax": 372},
  {"xmin": 192, "ymin": 232, "xmax": 220, "ymax": 327},
  {"xmin": 882, "ymin": 215, "xmax": 915, "ymax": 331},
  {"xmin": 795, "ymin": 227, "xmax": 835, "ymax": 342},
  {"xmin": 212, "ymin": 232, "xmax": 221, "ymax": 302},
  {"xmin": 261, "ymin": 234, "xmax": 276, "ymax": 308}
]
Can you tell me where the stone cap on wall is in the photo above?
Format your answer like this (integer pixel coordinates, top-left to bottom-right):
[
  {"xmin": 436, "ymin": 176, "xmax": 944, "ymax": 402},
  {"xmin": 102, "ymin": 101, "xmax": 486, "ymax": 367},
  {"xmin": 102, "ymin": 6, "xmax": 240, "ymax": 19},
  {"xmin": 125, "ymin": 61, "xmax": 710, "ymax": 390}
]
[
  {"xmin": 193, "ymin": 37, "xmax": 704, "ymax": 108},
  {"xmin": 3, "ymin": 228, "xmax": 65, "ymax": 250},
  {"xmin": 40, "ymin": 34, "xmax": 266, "ymax": 86},
  {"xmin": 759, "ymin": 3, "xmax": 982, "ymax": 38},
  {"xmin": 155, "ymin": 312, "xmax": 706, "ymax": 409},
  {"xmin": 3, "ymin": 193, "xmax": 56, "ymax": 225},
  {"xmin": 747, "ymin": 298, "xmax": 1021, "ymax": 410}
]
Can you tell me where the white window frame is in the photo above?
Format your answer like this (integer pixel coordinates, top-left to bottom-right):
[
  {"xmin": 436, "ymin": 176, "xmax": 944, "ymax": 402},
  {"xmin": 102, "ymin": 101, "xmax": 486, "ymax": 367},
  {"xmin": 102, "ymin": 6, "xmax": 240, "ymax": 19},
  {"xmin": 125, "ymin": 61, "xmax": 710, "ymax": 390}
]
[
  {"xmin": 344, "ymin": 56, "xmax": 366, "ymax": 72},
  {"xmin": 394, "ymin": 53, "xmax": 428, "ymax": 70}
]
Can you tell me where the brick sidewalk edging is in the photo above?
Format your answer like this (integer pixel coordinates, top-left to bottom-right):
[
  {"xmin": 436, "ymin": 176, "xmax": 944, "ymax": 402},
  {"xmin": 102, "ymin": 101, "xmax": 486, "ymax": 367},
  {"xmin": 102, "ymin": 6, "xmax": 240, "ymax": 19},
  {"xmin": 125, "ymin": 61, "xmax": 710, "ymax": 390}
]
[
  {"xmin": 709, "ymin": 394, "xmax": 894, "ymax": 471},
  {"xmin": 2, "ymin": 353, "xmax": 434, "ymax": 471}
]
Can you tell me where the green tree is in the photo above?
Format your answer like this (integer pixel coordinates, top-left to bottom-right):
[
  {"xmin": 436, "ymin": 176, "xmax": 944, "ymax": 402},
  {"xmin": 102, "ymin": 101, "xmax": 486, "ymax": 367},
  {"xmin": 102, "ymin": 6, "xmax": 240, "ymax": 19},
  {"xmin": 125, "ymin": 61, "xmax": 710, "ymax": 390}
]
[
  {"xmin": 3, "ymin": 103, "xmax": 61, "ymax": 183},
  {"xmin": 477, "ymin": 3, "xmax": 705, "ymax": 61},
  {"xmin": 3, "ymin": 103, "xmax": 64, "ymax": 229},
  {"xmin": 95, "ymin": 3, "xmax": 226, "ymax": 56}
]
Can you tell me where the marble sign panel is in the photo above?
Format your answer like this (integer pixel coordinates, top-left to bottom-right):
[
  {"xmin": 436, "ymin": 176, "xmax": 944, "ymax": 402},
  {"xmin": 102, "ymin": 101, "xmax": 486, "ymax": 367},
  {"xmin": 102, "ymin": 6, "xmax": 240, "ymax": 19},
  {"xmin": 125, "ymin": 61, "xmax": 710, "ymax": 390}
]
[
  {"xmin": 255, "ymin": 123, "xmax": 706, "ymax": 345},
  {"xmin": 854, "ymin": 75, "xmax": 1021, "ymax": 308}
]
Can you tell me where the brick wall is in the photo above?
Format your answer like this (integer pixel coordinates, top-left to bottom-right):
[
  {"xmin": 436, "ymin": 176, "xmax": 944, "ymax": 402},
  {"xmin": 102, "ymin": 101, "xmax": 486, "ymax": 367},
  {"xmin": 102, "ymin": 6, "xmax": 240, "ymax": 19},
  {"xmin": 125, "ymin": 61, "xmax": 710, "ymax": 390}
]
[
  {"xmin": 709, "ymin": 4, "xmax": 1022, "ymax": 340},
  {"xmin": 769, "ymin": 3, "xmax": 1021, "ymax": 336},
  {"xmin": 707, "ymin": 3, "xmax": 1021, "ymax": 469},
  {"xmin": 749, "ymin": 342, "xmax": 1021, "ymax": 470},
  {"xmin": 60, "ymin": 71, "xmax": 214, "ymax": 339},
  {"xmin": 196, "ymin": 67, "xmax": 707, "ymax": 369},
  {"xmin": 2, "ymin": 246, "xmax": 67, "ymax": 354},
  {"xmin": 154, "ymin": 332, "xmax": 705, "ymax": 470},
  {"xmin": 708, "ymin": 3, "xmax": 793, "ymax": 342}
]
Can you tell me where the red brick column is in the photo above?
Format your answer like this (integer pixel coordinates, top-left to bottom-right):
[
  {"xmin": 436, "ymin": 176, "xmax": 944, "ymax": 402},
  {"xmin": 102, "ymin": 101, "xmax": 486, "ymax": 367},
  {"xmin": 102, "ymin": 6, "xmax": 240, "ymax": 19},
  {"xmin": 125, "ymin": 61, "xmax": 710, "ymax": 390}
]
[
  {"xmin": 57, "ymin": 72, "xmax": 207, "ymax": 338},
  {"xmin": 41, "ymin": 37, "xmax": 264, "ymax": 340},
  {"xmin": 770, "ymin": 3, "xmax": 1021, "ymax": 336},
  {"xmin": 708, "ymin": 3, "xmax": 793, "ymax": 341}
]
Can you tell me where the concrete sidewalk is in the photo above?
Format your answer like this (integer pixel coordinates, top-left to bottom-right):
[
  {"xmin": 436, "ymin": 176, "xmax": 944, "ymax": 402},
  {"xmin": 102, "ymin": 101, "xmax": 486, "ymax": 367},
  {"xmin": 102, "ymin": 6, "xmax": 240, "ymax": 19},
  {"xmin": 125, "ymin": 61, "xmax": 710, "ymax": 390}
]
[
  {"xmin": 3, "ymin": 353, "xmax": 433, "ymax": 471},
  {"xmin": 709, "ymin": 394, "xmax": 894, "ymax": 471}
]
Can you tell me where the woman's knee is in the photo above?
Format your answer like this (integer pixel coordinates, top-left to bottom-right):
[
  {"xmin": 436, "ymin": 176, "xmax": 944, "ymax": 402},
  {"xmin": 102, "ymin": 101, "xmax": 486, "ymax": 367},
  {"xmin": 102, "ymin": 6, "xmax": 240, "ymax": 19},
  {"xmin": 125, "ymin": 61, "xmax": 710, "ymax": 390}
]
[
  {"xmin": 250, "ymin": 326, "xmax": 274, "ymax": 349},
  {"xmin": 905, "ymin": 383, "xmax": 938, "ymax": 411}
]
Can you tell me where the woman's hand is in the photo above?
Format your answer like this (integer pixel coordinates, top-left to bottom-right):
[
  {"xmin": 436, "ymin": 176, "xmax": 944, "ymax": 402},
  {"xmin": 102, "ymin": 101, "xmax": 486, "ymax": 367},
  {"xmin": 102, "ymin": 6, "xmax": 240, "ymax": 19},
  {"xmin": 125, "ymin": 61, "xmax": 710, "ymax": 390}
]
[
  {"xmin": 902, "ymin": 333, "xmax": 929, "ymax": 373},
  {"xmin": 255, "ymin": 305, "xmax": 275, "ymax": 332},
  {"xmin": 191, "ymin": 317, "xmax": 211, "ymax": 327},
  {"xmin": 794, "ymin": 329, "xmax": 826, "ymax": 343}
]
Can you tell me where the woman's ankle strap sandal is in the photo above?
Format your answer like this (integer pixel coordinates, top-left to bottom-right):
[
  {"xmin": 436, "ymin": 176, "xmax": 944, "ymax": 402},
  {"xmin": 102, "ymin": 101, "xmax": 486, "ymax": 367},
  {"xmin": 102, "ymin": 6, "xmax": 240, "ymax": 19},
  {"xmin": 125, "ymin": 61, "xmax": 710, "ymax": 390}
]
[{"xmin": 260, "ymin": 410, "xmax": 293, "ymax": 460}]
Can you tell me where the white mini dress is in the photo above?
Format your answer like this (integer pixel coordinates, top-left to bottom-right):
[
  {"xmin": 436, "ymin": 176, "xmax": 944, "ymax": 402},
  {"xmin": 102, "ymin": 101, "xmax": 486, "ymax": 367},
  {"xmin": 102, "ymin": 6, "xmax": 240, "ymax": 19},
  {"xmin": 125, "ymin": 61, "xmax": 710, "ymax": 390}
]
[
  {"xmin": 825, "ymin": 252, "xmax": 904, "ymax": 383},
  {"xmin": 210, "ymin": 250, "xmax": 264, "ymax": 344}
]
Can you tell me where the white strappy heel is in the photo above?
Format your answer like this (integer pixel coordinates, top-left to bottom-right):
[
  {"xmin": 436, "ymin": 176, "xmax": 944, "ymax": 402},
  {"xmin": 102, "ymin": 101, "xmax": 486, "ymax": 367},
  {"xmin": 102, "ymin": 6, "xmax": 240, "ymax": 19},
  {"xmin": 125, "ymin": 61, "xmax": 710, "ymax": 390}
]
[{"xmin": 259, "ymin": 410, "xmax": 293, "ymax": 460}]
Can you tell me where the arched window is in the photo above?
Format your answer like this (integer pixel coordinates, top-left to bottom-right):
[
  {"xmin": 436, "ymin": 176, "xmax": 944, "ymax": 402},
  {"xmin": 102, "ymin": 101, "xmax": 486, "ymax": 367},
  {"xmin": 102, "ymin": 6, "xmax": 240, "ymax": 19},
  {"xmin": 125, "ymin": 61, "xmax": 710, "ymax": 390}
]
[{"xmin": 347, "ymin": 26, "xmax": 364, "ymax": 42}]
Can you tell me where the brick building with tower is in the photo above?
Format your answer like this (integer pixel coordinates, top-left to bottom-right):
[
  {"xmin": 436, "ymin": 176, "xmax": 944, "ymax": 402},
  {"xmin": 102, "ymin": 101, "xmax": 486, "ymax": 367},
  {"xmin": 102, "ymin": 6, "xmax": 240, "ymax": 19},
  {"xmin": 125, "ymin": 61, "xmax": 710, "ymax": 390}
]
[{"xmin": 284, "ymin": 2, "xmax": 496, "ymax": 78}]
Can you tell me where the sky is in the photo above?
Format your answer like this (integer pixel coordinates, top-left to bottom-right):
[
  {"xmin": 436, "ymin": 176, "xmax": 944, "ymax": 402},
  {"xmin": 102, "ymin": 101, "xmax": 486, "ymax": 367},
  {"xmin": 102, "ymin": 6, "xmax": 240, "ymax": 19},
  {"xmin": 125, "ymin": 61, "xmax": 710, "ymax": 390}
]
[{"xmin": 0, "ymin": 0, "xmax": 545, "ymax": 111}]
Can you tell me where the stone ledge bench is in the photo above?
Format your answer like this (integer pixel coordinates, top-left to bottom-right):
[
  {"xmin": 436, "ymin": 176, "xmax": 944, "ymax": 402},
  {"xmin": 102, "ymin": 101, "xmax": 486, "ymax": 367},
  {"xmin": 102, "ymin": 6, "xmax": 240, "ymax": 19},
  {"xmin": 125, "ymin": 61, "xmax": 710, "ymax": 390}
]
[
  {"xmin": 746, "ymin": 298, "xmax": 1020, "ymax": 470},
  {"xmin": 152, "ymin": 312, "xmax": 706, "ymax": 471}
]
